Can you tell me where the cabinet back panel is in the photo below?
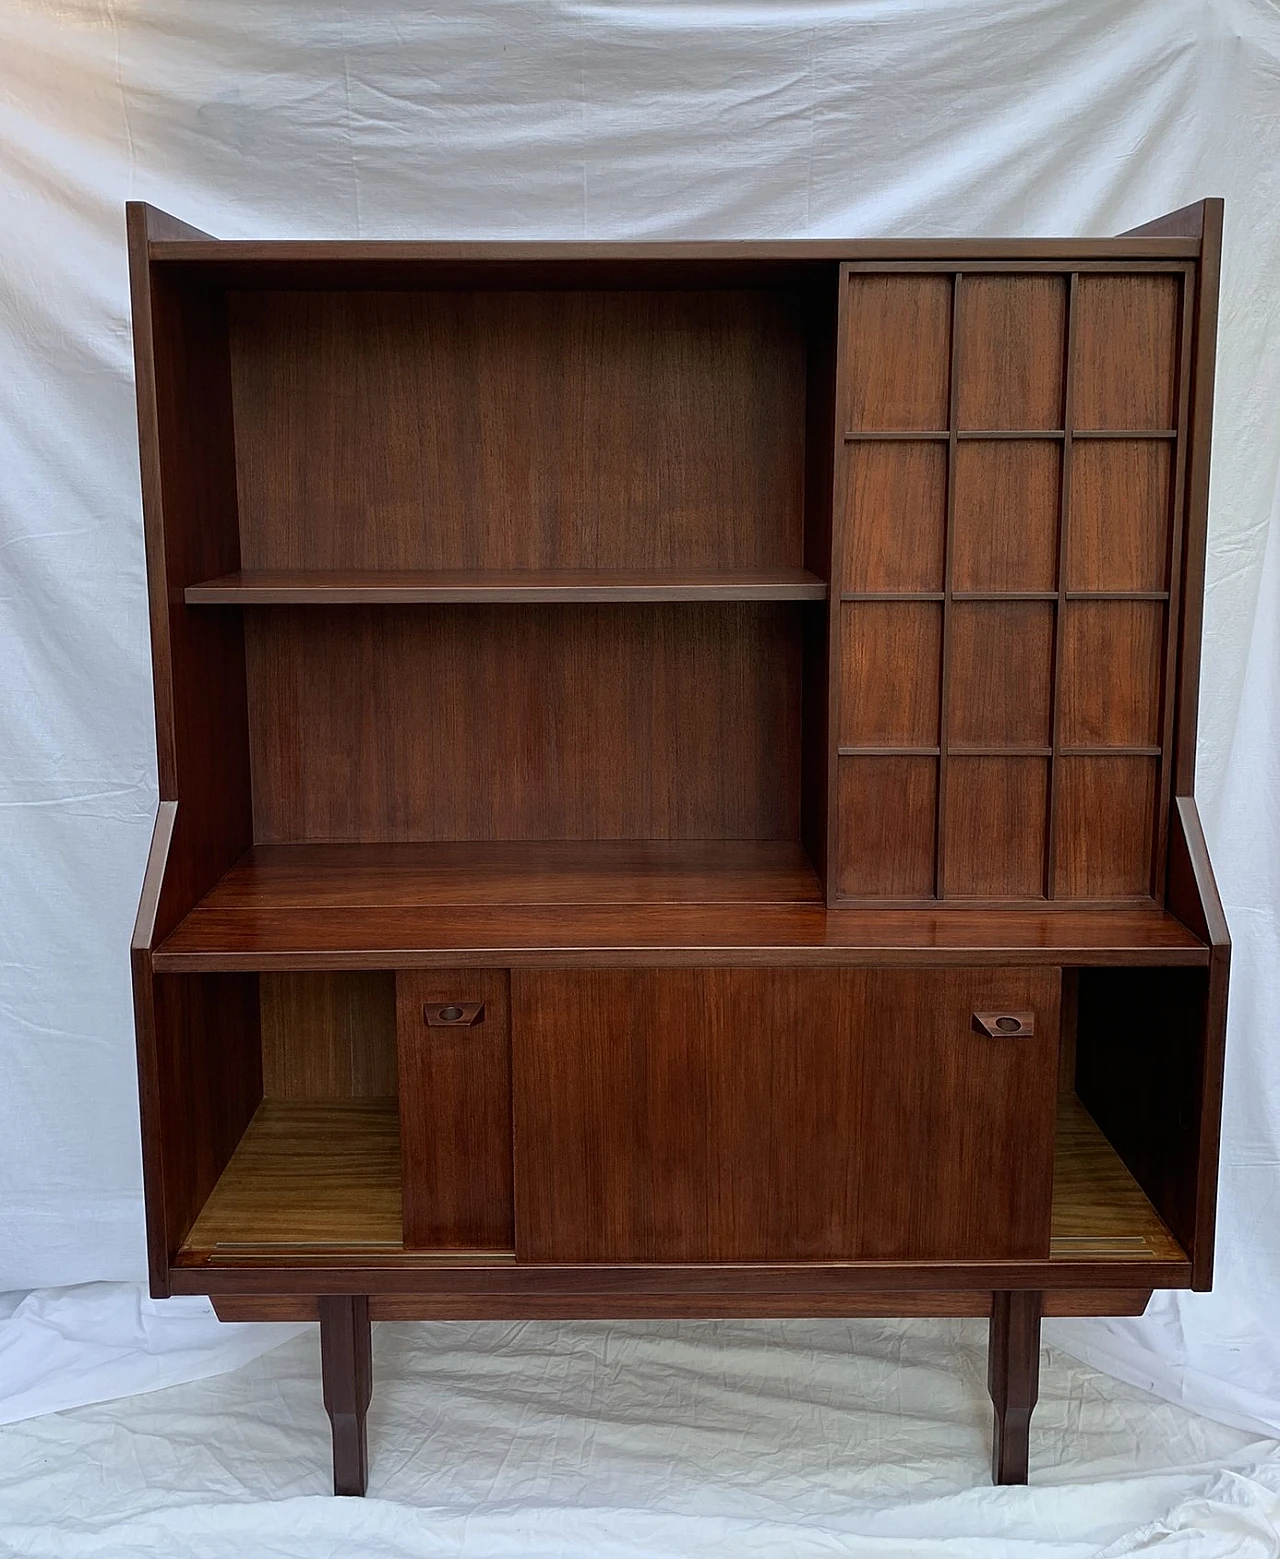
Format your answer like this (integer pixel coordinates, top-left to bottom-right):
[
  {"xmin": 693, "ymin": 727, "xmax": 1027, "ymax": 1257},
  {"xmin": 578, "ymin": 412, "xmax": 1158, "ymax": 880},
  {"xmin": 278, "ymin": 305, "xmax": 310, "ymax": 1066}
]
[
  {"xmin": 260, "ymin": 972, "xmax": 397, "ymax": 1100},
  {"xmin": 246, "ymin": 604, "xmax": 803, "ymax": 842},
  {"xmin": 229, "ymin": 289, "xmax": 806, "ymax": 571}
]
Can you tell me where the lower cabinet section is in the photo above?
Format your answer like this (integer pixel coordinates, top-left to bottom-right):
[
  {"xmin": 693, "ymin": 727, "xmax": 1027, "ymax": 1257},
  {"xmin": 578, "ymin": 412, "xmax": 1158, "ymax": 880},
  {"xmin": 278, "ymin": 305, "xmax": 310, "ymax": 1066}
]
[
  {"xmin": 175, "ymin": 961, "xmax": 1204, "ymax": 1279},
  {"xmin": 509, "ymin": 967, "xmax": 1060, "ymax": 1264}
]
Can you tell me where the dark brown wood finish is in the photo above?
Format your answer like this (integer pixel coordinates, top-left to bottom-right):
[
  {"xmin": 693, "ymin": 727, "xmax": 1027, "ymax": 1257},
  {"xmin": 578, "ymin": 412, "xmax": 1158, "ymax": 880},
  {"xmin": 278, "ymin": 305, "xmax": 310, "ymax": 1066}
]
[
  {"xmin": 230, "ymin": 289, "xmax": 807, "ymax": 574},
  {"xmin": 512, "ymin": 968, "xmax": 1060, "ymax": 1263},
  {"xmin": 128, "ymin": 205, "xmax": 1227, "ymax": 1492},
  {"xmin": 397, "ymin": 970, "xmax": 513, "ymax": 1249},
  {"xmin": 1075, "ymin": 796, "xmax": 1230, "ymax": 1289},
  {"xmin": 260, "ymin": 972, "xmax": 396, "ymax": 1099},
  {"xmin": 153, "ymin": 877, "xmax": 1209, "ymax": 972},
  {"xmin": 212, "ymin": 1289, "xmax": 1155, "ymax": 1322},
  {"xmin": 126, "ymin": 204, "xmax": 253, "ymax": 945},
  {"xmin": 245, "ymin": 603, "xmax": 804, "ymax": 844},
  {"xmin": 186, "ymin": 568, "xmax": 828, "ymax": 604},
  {"xmin": 989, "ymin": 1290, "xmax": 1042, "ymax": 1484},
  {"xmin": 829, "ymin": 258, "xmax": 1195, "ymax": 906},
  {"xmin": 319, "ymin": 1295, "xmax": 373, "ymax": 1496}
]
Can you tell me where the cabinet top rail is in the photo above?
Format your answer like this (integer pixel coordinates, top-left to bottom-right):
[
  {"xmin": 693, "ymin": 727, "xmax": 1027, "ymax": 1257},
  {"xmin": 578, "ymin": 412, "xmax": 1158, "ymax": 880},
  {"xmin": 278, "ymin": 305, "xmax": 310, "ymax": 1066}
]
[{"xmin": 147, "ymin": 237, "xmax": 1200, "ymax": 265}]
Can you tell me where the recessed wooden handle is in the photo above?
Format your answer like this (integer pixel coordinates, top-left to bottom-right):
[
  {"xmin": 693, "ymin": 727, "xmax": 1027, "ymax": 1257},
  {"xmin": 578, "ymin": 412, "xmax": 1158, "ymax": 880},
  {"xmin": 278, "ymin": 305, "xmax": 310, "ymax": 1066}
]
[
  {"xmin": 973, "ymin": 1011, "xmax": 1035, "ymax": 1039},
  {"xmin": 424, "ymin": 1001, "xmax": 485, "ymax": 1028}
]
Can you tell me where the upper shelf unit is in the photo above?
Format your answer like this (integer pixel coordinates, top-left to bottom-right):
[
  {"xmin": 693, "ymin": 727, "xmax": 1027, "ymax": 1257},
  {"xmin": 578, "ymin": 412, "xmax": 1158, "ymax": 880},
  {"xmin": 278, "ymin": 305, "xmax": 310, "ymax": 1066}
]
[{"xmin": 184, "ymin": 567, "xmax": 830, "ymax": 605}]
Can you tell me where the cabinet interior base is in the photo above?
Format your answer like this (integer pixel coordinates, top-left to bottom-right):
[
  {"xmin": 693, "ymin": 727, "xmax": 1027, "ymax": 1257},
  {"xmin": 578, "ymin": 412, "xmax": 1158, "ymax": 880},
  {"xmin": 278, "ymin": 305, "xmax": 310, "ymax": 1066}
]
[{"xmin": 181, "ymin": 1092, "xmax": 1185, "ymax": 1271}]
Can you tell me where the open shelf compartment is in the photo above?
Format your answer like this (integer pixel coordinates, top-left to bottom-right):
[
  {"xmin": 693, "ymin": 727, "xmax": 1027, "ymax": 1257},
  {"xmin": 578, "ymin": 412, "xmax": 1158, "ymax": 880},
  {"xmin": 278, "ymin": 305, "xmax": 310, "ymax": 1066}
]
[{"xmin": 177, "ymin": 1088, "xmax": 1185, "ymax": 1270}]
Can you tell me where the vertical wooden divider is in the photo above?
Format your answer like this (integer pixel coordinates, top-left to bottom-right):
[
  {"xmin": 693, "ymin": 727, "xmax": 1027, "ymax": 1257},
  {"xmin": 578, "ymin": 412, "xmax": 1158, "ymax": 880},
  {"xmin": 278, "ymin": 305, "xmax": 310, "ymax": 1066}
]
[
  {"xmin": 934, "ymin": 273, "xmax": 962, "ymax": 899},
  {"xmin": 1044, "ymin": 274, "xmax": 1078, "ymax": 901},
  {"xmin": 1153, "ymin": 273, "xmax": 1196, "ymax": 899}
]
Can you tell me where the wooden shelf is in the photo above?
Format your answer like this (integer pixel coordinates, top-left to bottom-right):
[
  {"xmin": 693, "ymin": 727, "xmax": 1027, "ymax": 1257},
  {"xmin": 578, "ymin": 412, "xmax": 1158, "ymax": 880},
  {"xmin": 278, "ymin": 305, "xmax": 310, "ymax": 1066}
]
[
  {"xmin": 178, "ymin": 1093, "xmax": 1185, "ymax": 1266},
  {"xmin": 185, "ymin": 568, "xmax": 830, "ymax": 605},
  {"xmin": 1052, "ymin": 1095, "xmax": 1185, "ymax": 1261},
  {"xmin": 184, "ymin": 1100, "xmax": 403, "ymax": 1253},
  {"xmin": 151, "ymin": 841, "xmax": 1208, "ymax": 972}
]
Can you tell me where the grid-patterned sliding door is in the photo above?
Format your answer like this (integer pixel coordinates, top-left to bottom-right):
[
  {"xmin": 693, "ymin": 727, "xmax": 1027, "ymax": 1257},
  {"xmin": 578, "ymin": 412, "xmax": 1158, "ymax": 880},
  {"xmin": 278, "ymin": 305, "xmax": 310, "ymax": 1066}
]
[{"xmin": 831, "ymin": 262, "xmax": 1193, "ymax": 904}]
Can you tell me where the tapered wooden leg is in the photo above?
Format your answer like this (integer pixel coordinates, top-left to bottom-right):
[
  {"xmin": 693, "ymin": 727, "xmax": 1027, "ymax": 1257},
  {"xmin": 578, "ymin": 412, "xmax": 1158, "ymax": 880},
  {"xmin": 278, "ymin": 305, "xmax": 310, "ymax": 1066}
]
[
  {"xmin": 988, "ymin": 1289, "xmax": 1042, "ymax": 1485},
  {"xmin": 319, "ymin": 1295, "xmax": 373, "ymax": 1496}
]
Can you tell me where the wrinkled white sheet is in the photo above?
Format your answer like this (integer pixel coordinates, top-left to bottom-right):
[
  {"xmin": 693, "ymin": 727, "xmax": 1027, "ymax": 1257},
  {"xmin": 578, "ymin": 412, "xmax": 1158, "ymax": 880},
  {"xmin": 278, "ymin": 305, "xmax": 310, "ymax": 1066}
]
[
  {"xmin": 2, "ymin": 0, "xmax": 1280, "ymax": 1490},
  {"xmin": 2, "ymin": 1319, "xmax": 1280, "ymax": 1557}
]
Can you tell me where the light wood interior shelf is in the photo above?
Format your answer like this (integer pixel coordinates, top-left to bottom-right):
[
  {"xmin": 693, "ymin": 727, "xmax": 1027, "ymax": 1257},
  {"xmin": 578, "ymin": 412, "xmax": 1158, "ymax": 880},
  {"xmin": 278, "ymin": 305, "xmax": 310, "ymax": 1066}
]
[
  {"xmin": 179, "ymin": 1094, "xmax": 1185, "ymax": 1266},
  {"xmin": 185, "ymin": 568, "xmax": 829, "ymax": 604}
]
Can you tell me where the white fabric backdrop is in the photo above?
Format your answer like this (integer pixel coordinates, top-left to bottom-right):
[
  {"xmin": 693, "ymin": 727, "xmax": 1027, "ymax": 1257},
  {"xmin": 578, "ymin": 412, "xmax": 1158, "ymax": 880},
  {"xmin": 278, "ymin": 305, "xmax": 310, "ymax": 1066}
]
[{"xmin": 1, "ymin": 0, "xmax": 1278, "ymax": 1438}]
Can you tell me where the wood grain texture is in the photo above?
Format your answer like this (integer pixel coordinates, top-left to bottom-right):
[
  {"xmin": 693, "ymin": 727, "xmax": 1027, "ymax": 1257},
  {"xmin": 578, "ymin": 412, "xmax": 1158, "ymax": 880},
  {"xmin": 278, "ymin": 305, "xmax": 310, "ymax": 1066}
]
[
  {"xmin": 947, "ymin": 602, "xmax": 1054, "ymax": 748},
  {"xmin": 146, "ymin": 974, "xmax": 262, "ymax": 1273},
  {"xmin": 839, "ymin": 602, "xmax": 941, "ymax": 747},
  {"xmin": 183, "ymin": 1099, "xmax": 402, "ymax": 1252},
  {"xmin": 127, "ymin": 205, "xmax": 254, "ymax": 947},
  {"xmin": 1165, "ymin": 795, "xmax": 1230, "ymax": 1289},
  {"xmin": 1073, "ymin": 274, "xmax": 1181, "ymax": 429},
  {"xmin": 211, "ymin": 1289, "xmax": 1154, "ymax": 1321},
  {"xmin": 843, "ymin": 274, "xmax": 952, "ymax": 430},
  {"xmin": 187, "ymin": 568, "xmax": 829, "ymax": 604},
  {"xmin": 835, "ymin": 756, "xmax": 938, "ymax": 899},
  {"xmin": 1053, "ymin": 1093, "xmax": 1185, "ymax": 1261},
  {"xmin": 397, "ymin": 969, "xmax": 513, "ymax": 1249},
  {"xmin": 245, "ymin": 603, "xmax": 803, "ymax": 843},
  {"xmin": 319, "ymin": 1294, "xmax": 372, "ymax": 1497},
  {"xmin": 942, "ymin": 758, "xmax": 1048, "ymax": 900},
  {"xmin": 1172, "ymin": 204, "xmax": 1223, "ymax": 795},
  {"xmin": 1059, "ymin": 602, "xmax": 1164, "ymax": 747},
  {"xmin": 260, "ymin": 973, "xmax": 396, "ymax": 1100},
  {"xmin": 957, "ymin": 275, "xmax": 1066, "ymax": 429},
  {"xmin": 1067, "ymin": 441, "xmax": 1173, "ymax": 592},
  {"xmin": 229, "ymin": 289, "xmax": 806, "ymax": 572},
  {"xmin": 155, "ymin": 876, "xmax": 1208, "ymax": 972},
  {"xmin": 988, "ymin": 1289, "xmax": 1041, "ymax": 1484},
  {"xmin": 840, "ymin": 441, "xmax": 947, "ymax": 592},
  {"xmin": 202, "ymin": 841, "xmax": 823, "ymax": 909},
  {"xmin": 1077, "ymin": 924, "xmax": 1226, "ymax": 1285},
  {"xmin": 951, "ymin": 442, "xmax": 1062, "ymax": 593},
  {"xmin": 180, "ymin": 1084, "xmax": 1184, "ymax": 1267},
  {"xmin": 512, "ymin": 967, "xmax": 1060, "ymax": 1263},
  {"xmin": 1052, "ymin": 757, "xmax": 1157, "ymax": 898}
]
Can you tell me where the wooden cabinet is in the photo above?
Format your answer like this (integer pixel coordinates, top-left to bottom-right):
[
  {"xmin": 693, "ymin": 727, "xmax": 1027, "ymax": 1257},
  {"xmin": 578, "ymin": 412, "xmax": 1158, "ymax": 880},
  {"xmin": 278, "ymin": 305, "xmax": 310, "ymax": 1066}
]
[{"xmin": 128, "ymin": 199, "xmax": 1229, "ymax": 1494}]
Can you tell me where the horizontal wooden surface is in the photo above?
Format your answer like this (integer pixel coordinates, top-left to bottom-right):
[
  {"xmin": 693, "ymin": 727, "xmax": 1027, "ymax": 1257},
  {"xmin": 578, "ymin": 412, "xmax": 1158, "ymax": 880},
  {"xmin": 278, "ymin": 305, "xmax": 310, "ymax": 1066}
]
[
  {"xmin": 178, "ymin": 1095, "xmax": 1184, "ymax": 1275},
  {"xmin": 153, "ymin": 844, "xmax": 1207, "ymax": 967},
  {"xmin": 210, "ymin": 1288, "xmax": 1154, "ymax": 1323},
  {"xmin": 182, "ymin": 841, "xmax": 823, "ymax": 908},
  {"xmin": 1052, "ymin": 1095, "xmax": 1184, "ymax": 1261},
  {"xmin": 150, "ymin": 238, "xmax": 1200, "ymax": 264},
  {"xmin": 184, "ymin": 1100, "xmax": 401, "ymax": 1250},
  {"xmin": 186, "ymin": 568, "xmax": 830, "ymax": 604}
]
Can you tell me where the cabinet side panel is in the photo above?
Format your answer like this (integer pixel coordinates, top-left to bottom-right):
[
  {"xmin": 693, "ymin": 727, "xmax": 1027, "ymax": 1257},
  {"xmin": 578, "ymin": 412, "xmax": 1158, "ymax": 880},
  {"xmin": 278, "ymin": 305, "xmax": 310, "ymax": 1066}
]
[
  {"xmin": 129, "ymin": 212, "xmax": 252, "ymax": 939},
  {"xmin": 397, "ymin": 970, "xmax": 513, "ymax": 1249},
  {"xmin": 1074, "ymin": 966, "xmax": 1208, "ymax": 1271},
  {"xmin": 150, "ymin": 973, "xmax": 262, "ymax": 1269}
]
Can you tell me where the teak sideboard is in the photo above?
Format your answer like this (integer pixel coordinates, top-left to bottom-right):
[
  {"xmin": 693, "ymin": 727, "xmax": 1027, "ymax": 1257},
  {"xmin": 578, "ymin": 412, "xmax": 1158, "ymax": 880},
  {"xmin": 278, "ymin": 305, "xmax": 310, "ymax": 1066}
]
[{"xmin": 128, "ymin": 198, "xmax": 1229, "ymax": 1494}]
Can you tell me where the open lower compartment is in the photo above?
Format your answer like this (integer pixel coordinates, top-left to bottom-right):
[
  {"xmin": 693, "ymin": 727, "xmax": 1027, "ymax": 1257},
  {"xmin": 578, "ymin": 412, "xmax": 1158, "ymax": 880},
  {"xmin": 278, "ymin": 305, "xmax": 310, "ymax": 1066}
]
[{"xmin": 169, "ymin": 963, "xmax": 1199, "ymax": 1279}]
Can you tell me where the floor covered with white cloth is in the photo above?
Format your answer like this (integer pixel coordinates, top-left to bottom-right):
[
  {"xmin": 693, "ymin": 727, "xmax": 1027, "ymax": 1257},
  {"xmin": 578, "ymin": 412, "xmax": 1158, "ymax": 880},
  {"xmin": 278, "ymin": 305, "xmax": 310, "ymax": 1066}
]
[{"xmin": 1, "ymin": 1317, "xmax": 1278, "ymax": 1557}]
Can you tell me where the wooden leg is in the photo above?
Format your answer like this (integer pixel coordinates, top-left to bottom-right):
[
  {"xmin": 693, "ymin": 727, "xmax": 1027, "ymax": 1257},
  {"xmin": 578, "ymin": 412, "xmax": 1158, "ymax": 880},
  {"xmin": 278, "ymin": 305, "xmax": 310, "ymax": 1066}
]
[
  {"xmin": 319, "ymin": 1295, "xmax": 373, "ymax": 1496},
  {"xmin": 988, "ymin": 1289, "xmax": 1042, "ymax": 1485}
]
